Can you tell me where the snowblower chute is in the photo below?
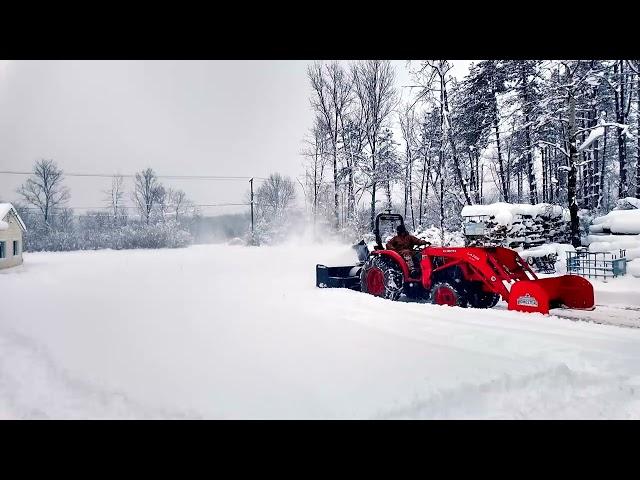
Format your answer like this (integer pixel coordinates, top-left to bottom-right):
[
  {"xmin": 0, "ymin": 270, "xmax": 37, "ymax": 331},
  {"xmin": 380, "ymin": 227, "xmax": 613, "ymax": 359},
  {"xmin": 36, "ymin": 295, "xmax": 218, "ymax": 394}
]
[{"xmin": 315, "ymin": 212, "xmax": 595, "ymax": 315}]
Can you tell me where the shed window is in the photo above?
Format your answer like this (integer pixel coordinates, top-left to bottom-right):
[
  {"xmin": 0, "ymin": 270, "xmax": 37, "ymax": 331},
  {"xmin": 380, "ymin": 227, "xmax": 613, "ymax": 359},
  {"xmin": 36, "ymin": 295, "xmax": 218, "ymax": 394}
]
[
  {"xmin": 0, "ymin": 241, "xmax": 5, "ymax": 259},
  {"xmin": 13, "ymin": 240, "xmax": 19, "ymax": 256}
]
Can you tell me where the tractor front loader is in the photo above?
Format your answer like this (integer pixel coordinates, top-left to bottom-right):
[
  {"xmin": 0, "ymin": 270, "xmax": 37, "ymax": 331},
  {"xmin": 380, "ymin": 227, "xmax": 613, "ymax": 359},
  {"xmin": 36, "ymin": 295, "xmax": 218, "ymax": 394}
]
[{"xmin": 316, "ymin": 212, "xmax": 595, "ymax": 315}]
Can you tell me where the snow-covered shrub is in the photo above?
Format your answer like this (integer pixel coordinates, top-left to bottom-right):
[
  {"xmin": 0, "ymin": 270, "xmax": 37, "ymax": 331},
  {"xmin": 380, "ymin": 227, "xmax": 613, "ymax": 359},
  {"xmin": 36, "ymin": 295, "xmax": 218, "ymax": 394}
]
[
  {"xmin": 20, "ymin": 211, "xmax": 193, "ymax": 252},
  {"xmin": 227, "ymin": 237, "xmax": 245, "ymax": 246},
  {"xmin": 414, "ymin": 225, "xmax": 465, "ymax": 247}
]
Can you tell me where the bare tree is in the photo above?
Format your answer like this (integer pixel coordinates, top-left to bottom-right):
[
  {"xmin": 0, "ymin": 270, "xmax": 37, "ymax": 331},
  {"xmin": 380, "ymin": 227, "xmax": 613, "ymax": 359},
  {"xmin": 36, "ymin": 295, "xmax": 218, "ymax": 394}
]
[
  {"xmin": 17, "ymin": 159, "xmax": 70, "ymax": 225},
  {"xmin": 170, "ymin": 189, "xmax": 190, "ymax": 221},
  {"xmin": 399, "ymin": 102, "xmax": 418, "ymax": 229},
  {"xmin": 255, "ymin": 173, "xmax": 297, "ymax": 219},
  {"xmin": 308, "ymin": 62, "xmax": 352, "ymax": 230},
  {"xmin": 626, "ymin": 60, "xmax": 640, "ymax": 199},
  {"xmin": 608, "ymin": 60, "xmax": 634, "ymax": 198},
  {"xmin": 104, "ymin": 174, "xmax": 125, "ymax": 219},
  {"xmin": 301, "ymin": 116, "xmax": 330, "ymax": 226},
  {"xmin": 352, "ymin": 60, "xmax": 397, "ymax": 230},
  {"xmin": 132, "ymin": 168, "xmax": 163, "ymax": 225}
]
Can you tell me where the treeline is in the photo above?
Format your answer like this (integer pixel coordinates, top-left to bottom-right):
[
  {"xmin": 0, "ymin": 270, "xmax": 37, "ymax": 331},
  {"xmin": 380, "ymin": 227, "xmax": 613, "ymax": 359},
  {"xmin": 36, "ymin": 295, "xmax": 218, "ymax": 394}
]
[
  {"xmin": 12, "ymin": 159, "xmax": 199, "ymax": 251},
  {"xmin": 301, "ymin": 60, "xmax": 640, "ymax": 246},
  {"xmin": 8, "ymin": 158, "xmax": 300, "ymax": 251}
]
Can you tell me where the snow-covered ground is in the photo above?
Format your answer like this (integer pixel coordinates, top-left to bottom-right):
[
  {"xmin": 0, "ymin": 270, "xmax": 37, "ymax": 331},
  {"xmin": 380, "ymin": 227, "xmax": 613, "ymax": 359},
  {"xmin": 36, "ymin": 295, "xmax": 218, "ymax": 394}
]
[{"xmin": 2, "ymin": 243, "xmax": 640, "ymax": 419}]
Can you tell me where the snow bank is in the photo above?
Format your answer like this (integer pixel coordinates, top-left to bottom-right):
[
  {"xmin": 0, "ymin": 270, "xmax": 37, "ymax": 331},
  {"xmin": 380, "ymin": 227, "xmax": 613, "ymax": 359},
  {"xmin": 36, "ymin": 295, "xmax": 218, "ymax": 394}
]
[
  {"xmin": 3, "ymin": 245, "xmax": 640, "ymax": 419},
  {"xmin": 628, "ymin": 259, "xmax": 640, "ymax": 278},
  {"xmin": 590, "ymin": 210, "xmax": 640, "ymax": 235},
  {"xmin": 462, "ymin": 202, "xmax": 564, "ymax": 226},
  {"xmin": 587, "ymin": 234, "xmax": 640, "ymax": 260},
  {"xmin": 587, "ymin": 199, "xmax": 640, "ymax": 268}
]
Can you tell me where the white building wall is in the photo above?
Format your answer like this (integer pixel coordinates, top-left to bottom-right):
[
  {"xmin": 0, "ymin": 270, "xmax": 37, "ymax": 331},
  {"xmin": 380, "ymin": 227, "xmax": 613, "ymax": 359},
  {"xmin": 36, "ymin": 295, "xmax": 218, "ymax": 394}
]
[{"xmin": 0, "ymin": 211, "xmax": 24, "ymax": 269}]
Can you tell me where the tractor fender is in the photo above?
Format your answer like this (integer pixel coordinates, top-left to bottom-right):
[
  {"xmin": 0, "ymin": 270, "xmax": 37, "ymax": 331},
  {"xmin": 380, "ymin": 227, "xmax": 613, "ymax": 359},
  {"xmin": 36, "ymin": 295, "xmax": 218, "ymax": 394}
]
[{"xmin": 370, "ymin": 250, "xmax": 410, "ymax": 279}]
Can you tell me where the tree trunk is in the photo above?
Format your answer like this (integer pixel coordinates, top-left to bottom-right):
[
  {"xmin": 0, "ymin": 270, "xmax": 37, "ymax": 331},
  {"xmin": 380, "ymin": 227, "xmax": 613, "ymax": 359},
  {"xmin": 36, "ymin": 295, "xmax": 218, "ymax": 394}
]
[
  {"xmin": 581, "ymin": 117, "xmax": 588, "ymax": 209},
  {"xmin": 614, "ymin": 61, "xmax": 628, "ymax": 198},
  {"xmin": 370, "ymin": 147, "xmax": 377, "ymax": 231},
  {"xmin": 333, "ymin": 147, "xmax": 339, "ymax": 229},
  {"xmin": 408, "ymin": 155, "xmax": 415, "ymax": 230},
  {"xmin": 442, "ymin": 74, "xmax": 472, "ymax": 205},
  {"xmin": 493, "ymin": 116, "xmax": 508, "ymax": 201},
  {"xmin": 520, "ymin": 64, "xmax": 538, "ymax": 204},
  {"xmin": 567, "ymin": 68, "xmax": 580, "ymax": 247},
  {"xmin": 637, "ymin": 72, "xmax": 640, "ymax": 199},
  {"xmin": 599, "ymin": 127, "xmax": 607, "ymax": 210},
  {"xmin": 540, "ymin": 148, "xmax": 547, "ymax": 203}
]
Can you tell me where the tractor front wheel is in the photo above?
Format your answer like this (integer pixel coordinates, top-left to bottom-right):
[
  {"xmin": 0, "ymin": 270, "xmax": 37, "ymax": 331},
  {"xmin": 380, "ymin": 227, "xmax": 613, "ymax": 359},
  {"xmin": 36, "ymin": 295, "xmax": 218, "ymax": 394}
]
[
  {"xmin": 430, "ymin": 282, "xmax": 467, "ymax": 307},
  {"xmin": 468, "ymin": 291, "xmax": 501, "ymax": 308},
  {"xmin": 360, "ymin": 256, "xmax": 403, "ymax": 301}
]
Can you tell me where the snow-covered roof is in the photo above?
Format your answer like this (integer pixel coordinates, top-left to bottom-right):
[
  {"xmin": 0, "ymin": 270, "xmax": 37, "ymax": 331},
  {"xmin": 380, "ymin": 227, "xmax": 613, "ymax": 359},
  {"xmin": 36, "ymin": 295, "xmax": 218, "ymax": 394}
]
[
  {"xmin": 461, "ymin": 202, "xmax": 565, "ymax": 226},
  {"xmin": 0, "ymin": 203, "xmax": 27, "ymax": 232}
]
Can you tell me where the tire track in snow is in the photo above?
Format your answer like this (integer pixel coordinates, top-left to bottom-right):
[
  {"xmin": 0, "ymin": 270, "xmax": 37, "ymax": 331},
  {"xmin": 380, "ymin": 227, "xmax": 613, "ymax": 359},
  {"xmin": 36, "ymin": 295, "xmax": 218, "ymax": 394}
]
[
  {"xmin": 373, "ymin": 364, "xmax": 640, "ymax": 419},
  {"xmin": 0, "ymin": 327, "xmax": 199, "ymax": 419}
]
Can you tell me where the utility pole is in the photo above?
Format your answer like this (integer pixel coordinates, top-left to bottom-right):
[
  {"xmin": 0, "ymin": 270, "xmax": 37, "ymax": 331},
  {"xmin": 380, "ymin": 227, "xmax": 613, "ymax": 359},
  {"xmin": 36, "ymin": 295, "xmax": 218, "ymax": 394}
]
[{"xmin": 249, "ymin": 177, "xmax": 254, "ymax": 237}]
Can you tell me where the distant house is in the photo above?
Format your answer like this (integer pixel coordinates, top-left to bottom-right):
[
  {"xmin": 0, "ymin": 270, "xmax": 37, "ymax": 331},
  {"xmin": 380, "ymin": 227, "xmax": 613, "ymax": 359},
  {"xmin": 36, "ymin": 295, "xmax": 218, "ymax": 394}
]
[{"xmin": 0, "ymin": 203, "xmax": 27, "ymax": 269}]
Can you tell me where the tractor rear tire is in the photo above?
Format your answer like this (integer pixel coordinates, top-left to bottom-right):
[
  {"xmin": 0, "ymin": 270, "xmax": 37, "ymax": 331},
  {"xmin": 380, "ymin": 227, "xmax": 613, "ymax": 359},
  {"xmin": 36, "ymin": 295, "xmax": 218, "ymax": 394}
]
[
  {"xmin": 429, "ymin": 282, "xmax": 467, "ymax": 307},
  {"xmin": 360, "ymin": 256, "xmax": 404, "ymax": 301}
]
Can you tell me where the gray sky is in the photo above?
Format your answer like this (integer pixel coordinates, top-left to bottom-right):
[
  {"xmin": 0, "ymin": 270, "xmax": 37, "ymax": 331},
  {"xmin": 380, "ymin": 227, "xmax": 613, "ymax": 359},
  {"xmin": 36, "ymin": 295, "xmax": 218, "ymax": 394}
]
[{"xmin": 0, "ymin": 60, "xmax": 472, "ymax": 215}]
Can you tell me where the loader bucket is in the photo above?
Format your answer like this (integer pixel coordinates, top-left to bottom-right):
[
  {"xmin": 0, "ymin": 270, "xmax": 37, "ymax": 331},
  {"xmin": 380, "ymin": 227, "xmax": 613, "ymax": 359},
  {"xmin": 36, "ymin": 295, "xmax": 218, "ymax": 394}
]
[
  {"xmin": 316, "ymin": 264, "xmax": 362, "ymax": 290},
  {"xmin": 508, "ymin": 275, "xmax": 595, "ymax": 314}
]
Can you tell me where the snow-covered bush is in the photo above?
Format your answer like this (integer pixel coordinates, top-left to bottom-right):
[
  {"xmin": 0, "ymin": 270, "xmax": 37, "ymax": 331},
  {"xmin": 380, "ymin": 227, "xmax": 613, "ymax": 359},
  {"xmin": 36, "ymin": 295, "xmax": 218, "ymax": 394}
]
[
  {"xmin": 414, "ymin": 225, "xmax": 465, "ymax": 247},
  {"xmin": 20, "ymin": 210, "xmax": 193, "ymax": 252}
]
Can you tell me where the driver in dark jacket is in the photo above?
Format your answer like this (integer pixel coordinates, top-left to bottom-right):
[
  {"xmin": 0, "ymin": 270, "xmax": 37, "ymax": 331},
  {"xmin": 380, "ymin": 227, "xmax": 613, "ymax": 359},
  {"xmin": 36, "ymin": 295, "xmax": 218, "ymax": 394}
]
[{"xmin": 386, "ymin": 224, "xmax": 429, "ymax": 277}]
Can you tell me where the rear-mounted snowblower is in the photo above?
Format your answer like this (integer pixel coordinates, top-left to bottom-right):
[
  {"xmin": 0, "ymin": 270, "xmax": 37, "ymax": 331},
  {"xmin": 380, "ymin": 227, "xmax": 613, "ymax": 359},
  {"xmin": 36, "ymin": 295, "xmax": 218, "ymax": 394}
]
[{"xmin": 316, "ymin": 212, "xmax": 595, "ymax": 315}]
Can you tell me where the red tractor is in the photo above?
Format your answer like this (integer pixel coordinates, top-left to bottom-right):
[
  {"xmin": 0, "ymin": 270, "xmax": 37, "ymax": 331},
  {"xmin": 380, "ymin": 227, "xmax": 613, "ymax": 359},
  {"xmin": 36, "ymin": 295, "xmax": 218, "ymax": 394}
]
[{"xmin": 316, "ymin": 213, "xmax": 595, "ymax": 314}]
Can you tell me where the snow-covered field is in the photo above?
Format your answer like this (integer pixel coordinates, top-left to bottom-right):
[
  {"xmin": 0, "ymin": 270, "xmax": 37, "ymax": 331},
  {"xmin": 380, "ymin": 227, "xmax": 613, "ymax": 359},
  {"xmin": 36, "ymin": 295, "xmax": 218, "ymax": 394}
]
[{"xmin": 2, "ymin": 243, "xmax": 640, "ymax": 419}]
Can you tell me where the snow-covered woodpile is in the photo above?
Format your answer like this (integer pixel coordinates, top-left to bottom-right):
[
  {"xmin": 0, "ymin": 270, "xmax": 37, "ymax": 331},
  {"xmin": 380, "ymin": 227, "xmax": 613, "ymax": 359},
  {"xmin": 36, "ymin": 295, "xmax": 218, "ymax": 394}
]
[
  {"xmin": 461, "ymin": 202, "xmax": 570, "ymax": 249},
  {"xmin": 588, "ymin": 197, "xmax": 640, "ymax": 277}
]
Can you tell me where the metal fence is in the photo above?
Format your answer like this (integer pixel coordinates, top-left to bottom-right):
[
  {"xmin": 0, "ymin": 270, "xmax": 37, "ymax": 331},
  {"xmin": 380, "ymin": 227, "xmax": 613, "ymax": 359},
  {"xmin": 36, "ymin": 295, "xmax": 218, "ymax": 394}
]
[{"xmin": 566, "ymin": 249, "xmax": 627, "ymax": 279}]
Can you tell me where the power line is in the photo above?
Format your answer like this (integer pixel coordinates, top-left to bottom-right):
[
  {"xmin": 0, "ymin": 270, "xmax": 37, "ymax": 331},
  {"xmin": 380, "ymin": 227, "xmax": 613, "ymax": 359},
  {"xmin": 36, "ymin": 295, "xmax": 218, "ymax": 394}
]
[
  {"xmin": 18, "ymin": 203, "xmax": 250, "ymax": 210},
  {"xmin": 0, "ymin": 170, "xmax": 267, "ymax": 181}
]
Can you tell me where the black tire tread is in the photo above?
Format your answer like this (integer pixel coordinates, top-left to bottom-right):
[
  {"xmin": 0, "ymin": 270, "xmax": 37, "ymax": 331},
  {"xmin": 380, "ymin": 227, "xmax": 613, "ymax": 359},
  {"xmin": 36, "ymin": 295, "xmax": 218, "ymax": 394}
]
[{"xmin": 360, "ymin": 255, "xmax": 404, "ymax": 301}]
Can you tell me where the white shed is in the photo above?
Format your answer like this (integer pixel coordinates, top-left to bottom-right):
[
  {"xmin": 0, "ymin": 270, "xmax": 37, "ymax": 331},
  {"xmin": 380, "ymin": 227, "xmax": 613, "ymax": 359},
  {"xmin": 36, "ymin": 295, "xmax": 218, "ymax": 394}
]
[{"xmin": 0, "ymin": 203, "xmax": 27, "ymax": 269}]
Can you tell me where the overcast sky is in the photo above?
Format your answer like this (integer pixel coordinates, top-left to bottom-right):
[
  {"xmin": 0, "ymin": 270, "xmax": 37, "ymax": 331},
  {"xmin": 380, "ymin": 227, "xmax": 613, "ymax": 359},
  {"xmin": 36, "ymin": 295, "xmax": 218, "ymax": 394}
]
[{"xmin": 0, "ymin": 60, "xmax": 472, "ymax": 215}]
